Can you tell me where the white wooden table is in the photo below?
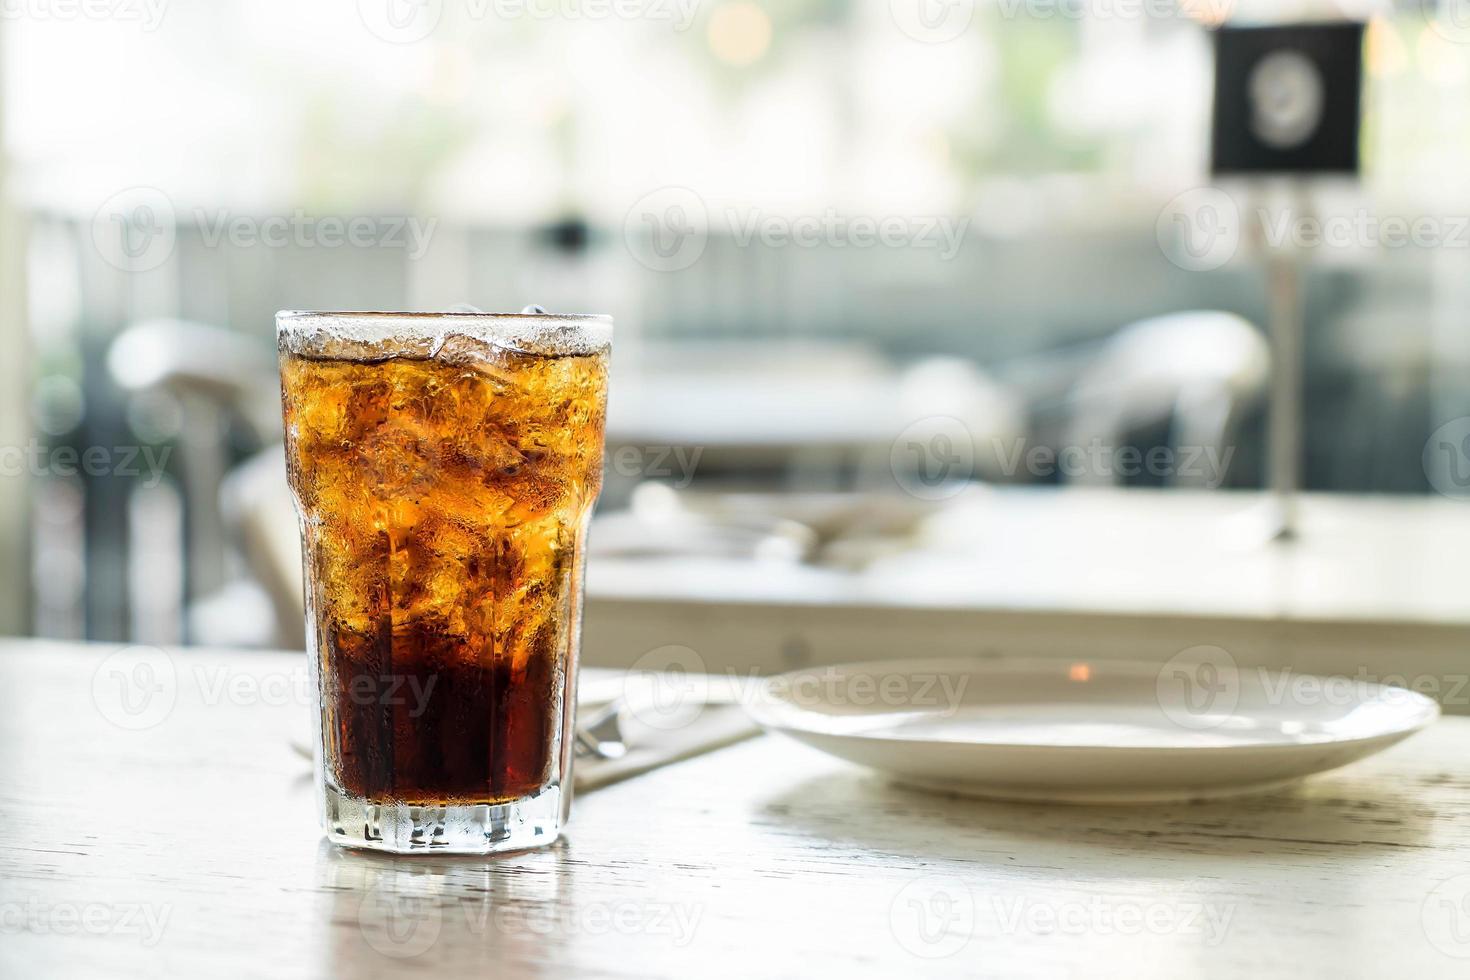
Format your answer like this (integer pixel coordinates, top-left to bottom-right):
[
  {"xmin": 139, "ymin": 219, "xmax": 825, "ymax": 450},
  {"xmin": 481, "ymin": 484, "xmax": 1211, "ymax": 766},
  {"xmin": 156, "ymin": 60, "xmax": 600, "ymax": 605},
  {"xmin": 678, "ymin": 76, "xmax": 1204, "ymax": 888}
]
[{"xmin": 4, "ymin": 640, "xmax": 1470, "ymax": 978}]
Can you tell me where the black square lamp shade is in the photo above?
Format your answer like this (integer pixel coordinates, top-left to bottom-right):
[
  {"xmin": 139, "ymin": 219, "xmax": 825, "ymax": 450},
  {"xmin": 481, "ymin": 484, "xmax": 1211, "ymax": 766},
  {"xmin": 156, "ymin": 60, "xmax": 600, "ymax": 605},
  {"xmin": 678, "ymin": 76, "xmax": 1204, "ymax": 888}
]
[{"xmin": 1211, "ymin": 22, "xmax": 1364, "ymax": 176}]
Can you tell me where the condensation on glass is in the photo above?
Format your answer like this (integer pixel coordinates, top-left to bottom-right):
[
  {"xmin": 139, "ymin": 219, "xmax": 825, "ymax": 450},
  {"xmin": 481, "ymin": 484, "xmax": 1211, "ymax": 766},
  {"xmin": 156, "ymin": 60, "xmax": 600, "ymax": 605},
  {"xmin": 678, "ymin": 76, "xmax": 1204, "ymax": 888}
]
[{"xmin": 278, "ymin": 311, "xmax": 611, "ymax": 853}]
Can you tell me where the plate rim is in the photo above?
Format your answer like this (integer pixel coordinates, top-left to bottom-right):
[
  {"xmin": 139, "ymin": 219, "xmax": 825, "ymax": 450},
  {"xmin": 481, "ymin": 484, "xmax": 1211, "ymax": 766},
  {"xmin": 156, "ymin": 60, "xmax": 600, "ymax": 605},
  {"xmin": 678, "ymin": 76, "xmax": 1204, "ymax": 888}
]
[{"xmin": 744, "ymin": 655, "xmax": 1442, "ymax": 753}]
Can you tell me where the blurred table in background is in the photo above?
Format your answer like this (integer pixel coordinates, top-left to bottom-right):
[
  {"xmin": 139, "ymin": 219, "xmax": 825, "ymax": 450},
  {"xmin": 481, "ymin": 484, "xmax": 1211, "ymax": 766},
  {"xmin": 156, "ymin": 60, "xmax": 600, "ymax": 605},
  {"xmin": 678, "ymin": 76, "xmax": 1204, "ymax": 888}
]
[
  {"xmin": 583, "ymin": 488, "xmax": 1470, "ymax": 706},
  {"xmin": 606, "ymin": 342, "xmax": 1019, "ymax": 460}
]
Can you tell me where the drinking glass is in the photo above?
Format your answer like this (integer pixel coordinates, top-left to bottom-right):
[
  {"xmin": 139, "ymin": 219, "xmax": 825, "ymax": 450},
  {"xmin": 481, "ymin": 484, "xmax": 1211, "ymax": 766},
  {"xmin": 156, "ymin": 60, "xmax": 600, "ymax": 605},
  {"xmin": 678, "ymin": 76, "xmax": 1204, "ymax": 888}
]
[{"xmin": 278, "ymin": 311, "xmax": 611, "ymax": 853}]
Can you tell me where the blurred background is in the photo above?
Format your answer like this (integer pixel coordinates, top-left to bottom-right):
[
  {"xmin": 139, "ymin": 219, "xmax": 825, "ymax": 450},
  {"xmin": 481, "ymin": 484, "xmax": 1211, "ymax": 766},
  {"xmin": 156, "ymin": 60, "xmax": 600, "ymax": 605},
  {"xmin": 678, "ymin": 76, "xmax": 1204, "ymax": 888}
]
[{"xmin": 3, "ymin": 0, "xmax": 1469, "ymax": 669}]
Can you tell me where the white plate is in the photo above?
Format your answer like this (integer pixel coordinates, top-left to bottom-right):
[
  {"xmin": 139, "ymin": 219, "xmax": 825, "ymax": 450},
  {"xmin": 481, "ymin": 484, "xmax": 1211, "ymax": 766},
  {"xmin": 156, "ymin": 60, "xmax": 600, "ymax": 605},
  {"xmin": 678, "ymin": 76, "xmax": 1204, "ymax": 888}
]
[{"xmin": 743, "ymin": 657, "xmax": 1440, "ymax": 803}]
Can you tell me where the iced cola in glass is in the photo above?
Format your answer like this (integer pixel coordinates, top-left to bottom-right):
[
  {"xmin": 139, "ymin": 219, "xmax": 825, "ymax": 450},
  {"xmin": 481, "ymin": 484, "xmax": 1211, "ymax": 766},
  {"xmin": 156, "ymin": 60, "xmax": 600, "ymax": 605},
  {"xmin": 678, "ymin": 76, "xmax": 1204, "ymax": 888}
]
[{"xmin": 278, "ymin": 311, "xmax": 611, "ymax": 853}]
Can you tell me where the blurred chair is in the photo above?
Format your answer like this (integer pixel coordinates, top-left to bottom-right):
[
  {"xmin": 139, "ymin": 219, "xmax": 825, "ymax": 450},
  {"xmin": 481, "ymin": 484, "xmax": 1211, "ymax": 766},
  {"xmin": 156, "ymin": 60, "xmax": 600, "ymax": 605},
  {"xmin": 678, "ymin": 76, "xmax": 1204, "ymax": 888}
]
[
  {"xmin": 108, "ymin": 318, "xmax": 279, "ymax": 438},
  {"xmin": 107, "ymin": 318, "xmax": 279, "ymax": 641},
  {"xmin": 1062, "ymin": 311, "xmax": 1269, "ymax": 488},
  {"xmin": 220, "ymin": 449, "xmax": 304, "ymax": 649}
]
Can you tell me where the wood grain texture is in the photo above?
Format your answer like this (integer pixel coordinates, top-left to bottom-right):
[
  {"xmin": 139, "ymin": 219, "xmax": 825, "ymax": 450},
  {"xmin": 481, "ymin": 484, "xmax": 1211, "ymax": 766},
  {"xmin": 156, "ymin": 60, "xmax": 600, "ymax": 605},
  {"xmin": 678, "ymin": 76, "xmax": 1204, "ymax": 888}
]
[{"xmin": 3, "ymin": 639, "xmax": 1470, "ymax": 978}]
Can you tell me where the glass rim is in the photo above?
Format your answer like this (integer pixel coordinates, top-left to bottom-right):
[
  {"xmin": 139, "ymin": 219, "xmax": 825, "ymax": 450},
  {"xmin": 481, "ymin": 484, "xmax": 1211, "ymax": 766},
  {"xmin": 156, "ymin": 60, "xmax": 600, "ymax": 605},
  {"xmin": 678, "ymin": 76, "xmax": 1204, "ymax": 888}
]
[
  {"xmin": 276, "ymin": 309, "xmax": 612, "ymax": 355},
  {"xmin": 276, "ymin": 310, "xmax": 612, "ymax": 327}
]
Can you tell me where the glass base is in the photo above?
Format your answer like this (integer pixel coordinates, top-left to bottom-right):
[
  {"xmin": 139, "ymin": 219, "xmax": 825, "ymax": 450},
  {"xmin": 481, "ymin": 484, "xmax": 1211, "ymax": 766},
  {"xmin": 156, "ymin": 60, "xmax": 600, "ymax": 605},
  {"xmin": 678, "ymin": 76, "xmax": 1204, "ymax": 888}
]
[{"xmin": 322, "ymin": 781, "xmax": 563, "ymax": 855}]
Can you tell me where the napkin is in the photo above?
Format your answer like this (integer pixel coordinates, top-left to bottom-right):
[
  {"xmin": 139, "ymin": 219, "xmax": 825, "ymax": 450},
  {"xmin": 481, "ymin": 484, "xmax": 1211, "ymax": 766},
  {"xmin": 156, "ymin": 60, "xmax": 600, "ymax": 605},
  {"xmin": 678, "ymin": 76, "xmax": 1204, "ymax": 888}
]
[{"xmin": 572, "ymin": 671, "xmax": 762, "ymax": 793}]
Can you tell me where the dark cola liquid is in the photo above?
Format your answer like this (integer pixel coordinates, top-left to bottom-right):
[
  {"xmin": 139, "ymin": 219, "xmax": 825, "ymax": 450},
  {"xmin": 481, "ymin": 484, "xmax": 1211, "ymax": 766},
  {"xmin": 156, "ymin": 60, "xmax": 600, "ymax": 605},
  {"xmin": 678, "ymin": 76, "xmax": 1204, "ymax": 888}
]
[{"xmin": 321, "ymin": 623, "xmax": 560, "ymax": 804}]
